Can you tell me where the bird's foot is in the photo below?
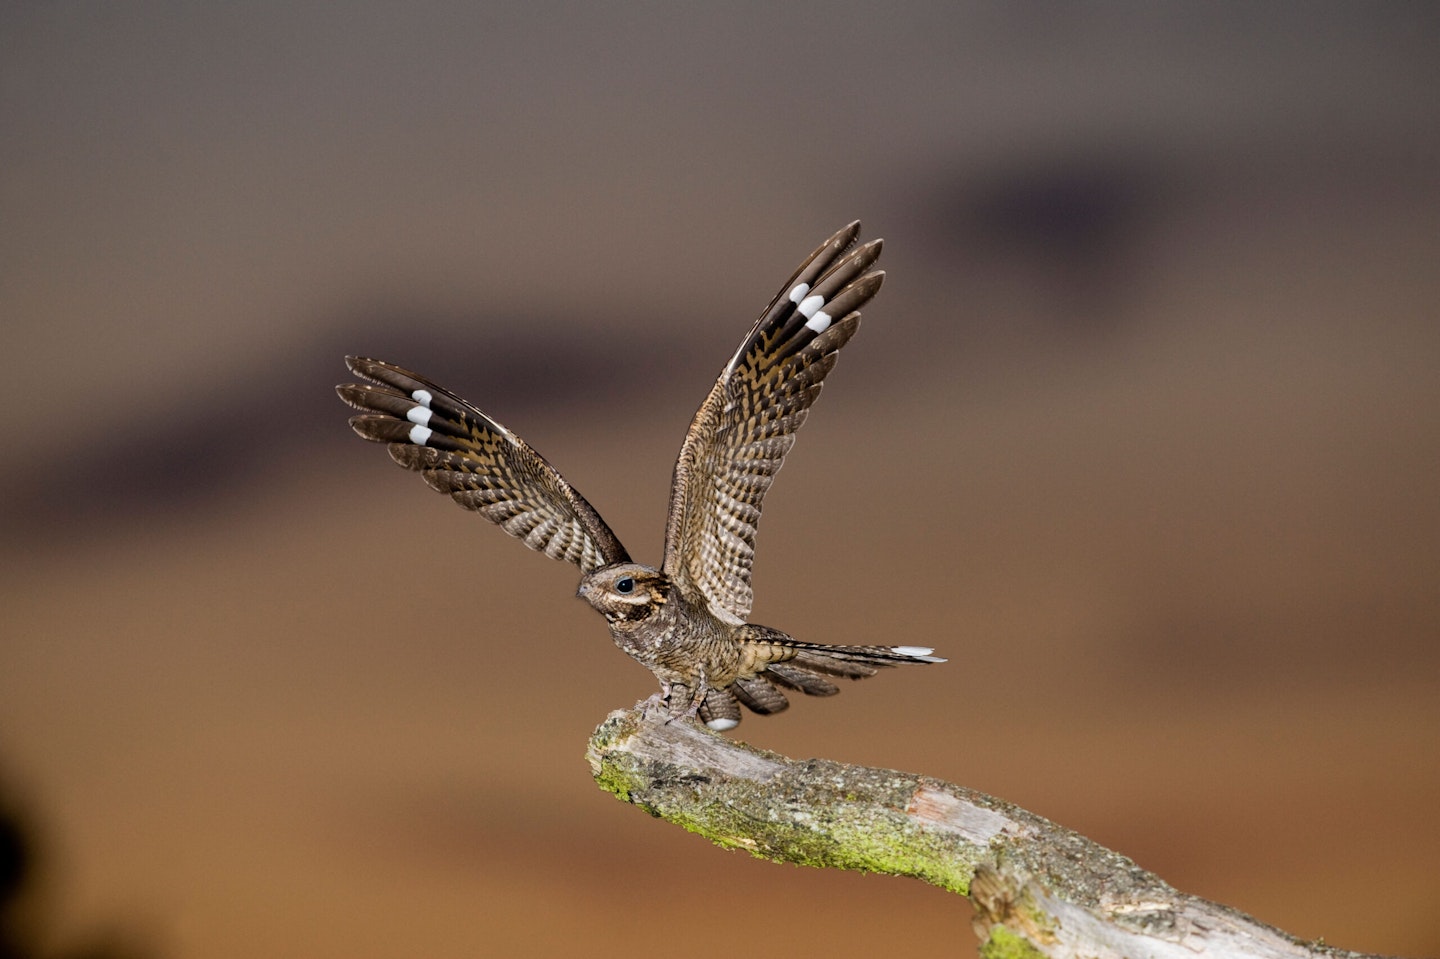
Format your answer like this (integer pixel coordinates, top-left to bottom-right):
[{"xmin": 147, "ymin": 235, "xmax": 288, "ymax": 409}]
[
  {"xmin": 652, "ymin": 681, "xmax": 705, "ymax": 726},
  {"xmin": 637, "ymin": 691, "xmax": 670, "ymax": 721}
]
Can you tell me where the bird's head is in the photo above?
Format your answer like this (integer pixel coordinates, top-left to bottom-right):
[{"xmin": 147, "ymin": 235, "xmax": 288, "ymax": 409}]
[{"xmin": 577, "ymin": 564, "xmax": 670, "ymax": 624}]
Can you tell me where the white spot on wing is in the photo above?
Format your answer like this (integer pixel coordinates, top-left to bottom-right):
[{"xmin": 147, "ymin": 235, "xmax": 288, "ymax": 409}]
[
  {"xmin": 411, "ymin": 389, "xmax": 434, "ymax": 407},
  {"xmin": 788, "ymin": 282, "xmax": 810, "ymax": 304},
  {"xmin": 797, "ymin": 294, "xmax": 825, "ymax": 318},
  {"xmin": 805, "ymin": 309, "xmax": 832, "ymax": 333},
  {"xmin": 406, "ymin": 406, "xmax": 433, "ymax": 426},
  {"xmin": 408, "ymin": 424, "xmax": 433, "ymax": 445},
  {"xmin": 705, "ymin": 717, "xmax": 740, "ymax": 731}
]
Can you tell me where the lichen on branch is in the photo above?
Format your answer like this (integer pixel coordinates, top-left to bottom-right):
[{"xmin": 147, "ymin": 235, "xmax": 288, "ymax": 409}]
[{"xmin": 586, "ymin": 705, "xmax": 1386, "ymax": 959}]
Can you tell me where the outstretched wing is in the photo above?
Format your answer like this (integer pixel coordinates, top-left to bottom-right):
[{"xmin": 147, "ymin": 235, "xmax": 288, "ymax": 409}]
[
  {"xmin": 662, "ymin": 221, "xmax": 883, "ymax": 624},
  {"xmin": 337, "ymin": 356, "xmax": 630, "ymax": 573}
]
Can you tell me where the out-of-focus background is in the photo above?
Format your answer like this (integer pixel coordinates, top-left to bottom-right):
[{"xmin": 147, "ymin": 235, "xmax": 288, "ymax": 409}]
[{"xmin": 2, "ymin": 4, "xmax": 1437, "ymax": 957}]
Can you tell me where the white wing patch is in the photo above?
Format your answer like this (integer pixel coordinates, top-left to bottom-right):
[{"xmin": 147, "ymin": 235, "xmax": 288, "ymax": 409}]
[
  {"xmin": 797, "ymin": 294, "xmax": 825, "ymax": 318},
  {"xmin": 805, "ymin": 309, "xmax": 833, "ymax": 333}
]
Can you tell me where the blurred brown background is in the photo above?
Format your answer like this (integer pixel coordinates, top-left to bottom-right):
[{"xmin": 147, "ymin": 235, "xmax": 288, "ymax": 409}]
[{"xmin": 2, "ymin": 4, "xmax": 1437, "ymax": 958}]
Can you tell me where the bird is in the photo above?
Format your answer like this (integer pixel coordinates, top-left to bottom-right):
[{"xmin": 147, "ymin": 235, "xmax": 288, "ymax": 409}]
[{"xmin": 336, "ymin": 221, "xmax": 944, "ymax": 731}]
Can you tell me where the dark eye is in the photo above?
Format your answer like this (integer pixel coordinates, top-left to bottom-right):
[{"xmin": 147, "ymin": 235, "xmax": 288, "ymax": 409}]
[{"xmin": 616, "ymin": 577, "xmax": 635, "ymax": 594}]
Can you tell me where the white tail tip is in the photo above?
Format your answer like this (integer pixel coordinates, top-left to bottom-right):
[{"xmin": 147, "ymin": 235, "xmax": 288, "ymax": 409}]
[{"xmin": 892, "ymin": 645, "xmax": 947, "ymax": 663}]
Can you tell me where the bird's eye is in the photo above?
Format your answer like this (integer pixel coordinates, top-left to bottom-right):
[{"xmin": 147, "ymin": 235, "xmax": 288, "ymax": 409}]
[{"xmin": 616, "ymin": 577, "xmax": 635, "ymax": 594}]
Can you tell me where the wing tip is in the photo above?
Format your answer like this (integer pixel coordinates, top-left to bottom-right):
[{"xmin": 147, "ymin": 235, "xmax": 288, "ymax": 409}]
[
  {"xmin": 346, "ymin": 413, "xmax": 401, "ymax": 443},
  {"xmin": 833, "ymin": 219, "xmax": 862, "ymax": 251}
]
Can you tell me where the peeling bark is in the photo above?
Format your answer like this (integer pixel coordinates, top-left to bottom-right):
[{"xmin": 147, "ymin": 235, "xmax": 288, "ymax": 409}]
[{"xmin": 586, "ymin": 706, "xmax": 1388, "ymax": 959}]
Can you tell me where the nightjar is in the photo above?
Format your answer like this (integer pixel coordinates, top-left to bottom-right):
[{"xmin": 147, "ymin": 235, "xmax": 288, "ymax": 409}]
[{"xmin": 336, "ymin": 222, "xmax": 944, "ymax": 730}]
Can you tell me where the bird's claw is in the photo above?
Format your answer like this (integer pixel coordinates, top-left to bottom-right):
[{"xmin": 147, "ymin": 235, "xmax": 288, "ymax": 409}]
[
  {"xmin": 638, "ymin": 691, "xmax": 671, "ymax": 722},
  {"xmin": 651, "ymin": 681, "xmax": 705, "ymax": 726}
]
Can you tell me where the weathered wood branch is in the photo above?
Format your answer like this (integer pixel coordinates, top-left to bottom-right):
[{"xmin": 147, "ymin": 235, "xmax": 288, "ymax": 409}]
[{"xmin": 587, "ymin": 706, "xmax": 1388, "ymax": 959}]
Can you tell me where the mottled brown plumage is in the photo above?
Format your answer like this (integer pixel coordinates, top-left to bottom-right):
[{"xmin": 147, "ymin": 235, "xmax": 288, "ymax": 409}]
[{"xmin": 337, "ymin": 222, "xmax": 944, "ymax": 730}]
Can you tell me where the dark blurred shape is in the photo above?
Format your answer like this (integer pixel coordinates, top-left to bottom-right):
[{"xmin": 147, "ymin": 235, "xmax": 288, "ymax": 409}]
[
  {"xmin": 0, "ymin": 781, "xmax": 151, "ymax": 959},
  {"xmin": 921, "ymin": 150, "xmax": 1166, "ymax": 329},
  {"xmin": 0, "ymin": 310, "xmax": 698, "ymax": 552},
  {"xmin": 0, "ymin": 799, "xmax": 27, "ymax": 953},
  {"xmin": 962, "ymin": 155, "xmax": 1153, "ymax": 260},
  {"xmin": 0, "ymin": 790, "xmax": 31, "ymax": 959}
]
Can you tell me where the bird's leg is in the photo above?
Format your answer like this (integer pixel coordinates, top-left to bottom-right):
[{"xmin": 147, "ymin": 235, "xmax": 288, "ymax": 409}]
[
  {"xmin": 678, "ymin": 669, "xmax": 709, "ymax": 721},
  {"xmin": 657, "ymin": 672, "xmax": 708, "ymax": 724}
]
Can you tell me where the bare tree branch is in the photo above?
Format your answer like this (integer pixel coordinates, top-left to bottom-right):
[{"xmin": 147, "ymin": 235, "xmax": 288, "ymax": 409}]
[{"xmin": 587, "ymin": 706, "xmax": 1388, "ymax": 959}]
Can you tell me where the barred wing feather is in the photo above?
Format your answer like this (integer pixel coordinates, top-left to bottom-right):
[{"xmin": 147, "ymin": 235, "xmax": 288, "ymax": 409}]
[
  {"xmin": 661, "ymin": 222, "xmax": 884, "ymax": 623},
  {"xmin": 337, "ymin": 356, "xmax": 630, "ymax": 574}
]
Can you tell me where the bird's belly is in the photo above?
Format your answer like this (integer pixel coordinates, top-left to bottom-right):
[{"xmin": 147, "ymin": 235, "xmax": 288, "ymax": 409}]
[{"xmin": 608, "ymin": 621, "xmax": 741, "ymax": 685}]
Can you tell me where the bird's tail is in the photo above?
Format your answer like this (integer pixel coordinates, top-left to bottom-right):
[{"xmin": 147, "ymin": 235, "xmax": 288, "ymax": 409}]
[{"xmin": 698, "ymin": 626, "xmax": 945, "ymax": 729}]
